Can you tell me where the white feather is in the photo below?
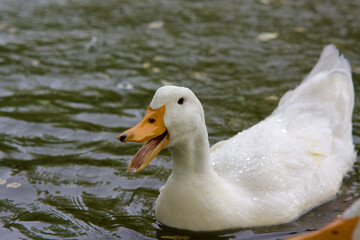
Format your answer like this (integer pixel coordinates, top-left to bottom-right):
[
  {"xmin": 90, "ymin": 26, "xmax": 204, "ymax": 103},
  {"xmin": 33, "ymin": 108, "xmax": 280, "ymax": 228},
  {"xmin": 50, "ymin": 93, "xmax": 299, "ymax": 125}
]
[{"xmin": 150, "ymin": 45, "xmax": 355, "ymax": 231}]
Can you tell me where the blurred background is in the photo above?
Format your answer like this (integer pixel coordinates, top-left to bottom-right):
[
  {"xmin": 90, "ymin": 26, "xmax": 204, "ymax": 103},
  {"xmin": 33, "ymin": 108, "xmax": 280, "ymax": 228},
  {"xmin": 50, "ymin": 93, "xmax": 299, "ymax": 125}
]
[{"xmin": 0, "ymin": 0, "xmax": 359, "ymax": 239}]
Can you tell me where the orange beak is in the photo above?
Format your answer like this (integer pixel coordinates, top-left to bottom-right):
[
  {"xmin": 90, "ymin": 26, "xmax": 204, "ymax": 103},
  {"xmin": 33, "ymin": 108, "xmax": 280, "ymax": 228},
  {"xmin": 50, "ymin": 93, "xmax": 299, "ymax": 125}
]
[
  {"xmin": 117, "ymin": 105, "xmax": 170, "ymax": 173},
  {"xmin": 287, "ymin": 216, "xmax": 360, "ymax": 240}
]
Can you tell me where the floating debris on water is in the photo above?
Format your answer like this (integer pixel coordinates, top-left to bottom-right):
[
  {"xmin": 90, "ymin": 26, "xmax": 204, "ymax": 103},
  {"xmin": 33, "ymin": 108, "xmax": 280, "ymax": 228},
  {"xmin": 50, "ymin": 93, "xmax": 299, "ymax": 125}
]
[
  {"xmin": 258, "ymin": 32, "xmax": 279, "ymax": 41},
  {"xmin": 85, "ymin": 36, "xmax": 98, "ymax": 52},
  {"xmin": 38, "ymin": 100, "xmax": 50, "ymax": 105},
  {"xmin": 152, "ymin": 67, "xmax": 160, "ymax": 73},
  {"xmin": 116, "ymin": 82, "xmax": 134, "ymax": 90},
  {"xmin": 193, "ymin": 72, "xmax": 208, "ymax": 81},
  {"xmin": 264, "ymin": 95, "xmax": 279, "ymax": 101},
  {"xmin": 294, "ymin": 27, "xmax": 305, "ymax": 33},
  {"xmin": 7, "ymin": 182, "xmax": 21, "ymax": 188},
  {"xmin": 236, "ymin": 95, "xmax": 246, "ymax": 103},
  {"xmin": 148, "ymin": 20, "xmax": 164, "ymax": 29},
  {"xmin": 98, "ymin": 73, "xmax": 110, "ymax": 80},
  {"xmin": 0, "ymin": 178, "xmax": 6, "ymax": 185},
  {"xmin": 153, "ymin": 56, "xmax": 165, "ymax": 62},
  {"xmin": 143, "ymin": 62, "xmax": 151, "ymax": 69},
  {"xmin": 161, "ymin": 80, "xmax": 174, "ymax": 86},
  {"xmin": 31, "ymin": 59, "xmax": 40, "ymax": 67}
]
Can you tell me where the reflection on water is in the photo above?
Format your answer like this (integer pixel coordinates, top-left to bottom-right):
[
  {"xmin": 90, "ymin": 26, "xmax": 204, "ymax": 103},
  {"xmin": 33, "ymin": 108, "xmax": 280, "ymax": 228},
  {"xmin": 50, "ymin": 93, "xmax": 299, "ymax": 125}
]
[{"xmin": 0, "ymin": 0, "xmax": 359, "ymax": 239}]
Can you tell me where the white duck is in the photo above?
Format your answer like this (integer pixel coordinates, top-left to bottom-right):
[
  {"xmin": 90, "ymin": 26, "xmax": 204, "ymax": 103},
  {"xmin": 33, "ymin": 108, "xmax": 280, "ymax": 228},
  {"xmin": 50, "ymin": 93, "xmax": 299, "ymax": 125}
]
[{"xmin": 117, "ymin": 45, "xmax": 355, "ymax": 231}]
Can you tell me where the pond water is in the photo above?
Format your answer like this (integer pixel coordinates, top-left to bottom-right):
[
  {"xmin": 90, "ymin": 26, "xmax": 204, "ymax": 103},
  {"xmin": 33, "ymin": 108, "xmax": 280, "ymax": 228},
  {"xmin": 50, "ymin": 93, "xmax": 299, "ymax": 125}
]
[{"xmin": 0, "ymin": 0, "xmax": 360, "ymax": 239}]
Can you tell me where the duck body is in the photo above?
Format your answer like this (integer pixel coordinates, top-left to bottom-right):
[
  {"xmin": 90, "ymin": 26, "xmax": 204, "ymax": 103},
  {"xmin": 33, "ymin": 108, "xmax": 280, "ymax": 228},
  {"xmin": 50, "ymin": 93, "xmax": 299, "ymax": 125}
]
[{"xmin": 118, "ymin": 45, "xmax": 355, "ymax": 231}]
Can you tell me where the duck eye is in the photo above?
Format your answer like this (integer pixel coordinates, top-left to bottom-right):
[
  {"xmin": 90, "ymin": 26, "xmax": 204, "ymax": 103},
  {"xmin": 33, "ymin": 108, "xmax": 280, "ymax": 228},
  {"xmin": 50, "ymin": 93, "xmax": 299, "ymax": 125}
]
[
  {"xmin": 177, "ymin": 98, "xmax": 184, "ymax": 105},
  {"xmin": 148, "ymin": 118, "xmax": 156, "ymax": 124}
]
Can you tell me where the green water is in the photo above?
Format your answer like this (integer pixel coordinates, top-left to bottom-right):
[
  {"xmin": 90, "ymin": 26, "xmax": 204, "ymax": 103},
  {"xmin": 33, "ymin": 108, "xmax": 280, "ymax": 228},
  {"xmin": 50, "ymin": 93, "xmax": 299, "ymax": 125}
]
[{"xmin": 0, "ymin": 0, "xmax": 359, "ymax": 239}]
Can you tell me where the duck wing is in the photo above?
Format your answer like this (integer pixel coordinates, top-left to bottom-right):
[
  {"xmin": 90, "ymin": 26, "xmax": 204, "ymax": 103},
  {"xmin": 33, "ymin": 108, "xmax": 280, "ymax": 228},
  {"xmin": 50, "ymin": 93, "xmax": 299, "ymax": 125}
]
[{"xmin": 211, "ymin": 45, "xmax": 355, "ymax": 200}]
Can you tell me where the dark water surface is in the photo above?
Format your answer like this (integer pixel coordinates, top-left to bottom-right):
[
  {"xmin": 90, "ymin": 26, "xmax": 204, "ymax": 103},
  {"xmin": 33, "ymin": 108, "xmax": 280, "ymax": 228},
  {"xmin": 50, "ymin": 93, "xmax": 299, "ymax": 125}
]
[{"xmin": 0, "ymin": 0, "xmax": 360, "ymax": 239}]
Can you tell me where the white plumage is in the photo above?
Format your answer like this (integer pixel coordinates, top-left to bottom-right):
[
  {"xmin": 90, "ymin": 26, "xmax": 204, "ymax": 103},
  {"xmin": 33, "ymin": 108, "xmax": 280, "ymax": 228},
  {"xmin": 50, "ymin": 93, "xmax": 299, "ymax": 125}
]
[{"xmin": 123, "ymin": 45, "xmax": 355, "ymax": 231}]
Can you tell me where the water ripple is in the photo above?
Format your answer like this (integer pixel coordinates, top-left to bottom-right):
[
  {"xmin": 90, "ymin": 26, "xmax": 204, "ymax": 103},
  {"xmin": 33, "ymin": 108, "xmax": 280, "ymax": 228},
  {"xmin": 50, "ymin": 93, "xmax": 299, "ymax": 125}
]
[{"xmin": 0, "ymin": 0, "xmax": 359, "ymax": 239}]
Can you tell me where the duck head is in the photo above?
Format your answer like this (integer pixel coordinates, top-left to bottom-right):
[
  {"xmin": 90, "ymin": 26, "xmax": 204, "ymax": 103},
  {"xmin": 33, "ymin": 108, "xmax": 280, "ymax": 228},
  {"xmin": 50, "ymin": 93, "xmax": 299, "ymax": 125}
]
[{"xmin": 117, "ymin": 86, "xmax": 205, "ymax": 173}]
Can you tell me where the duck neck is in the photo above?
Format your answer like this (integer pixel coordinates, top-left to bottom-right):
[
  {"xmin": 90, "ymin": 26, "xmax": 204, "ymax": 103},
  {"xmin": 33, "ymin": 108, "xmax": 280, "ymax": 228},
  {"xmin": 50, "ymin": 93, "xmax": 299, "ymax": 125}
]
[{"xmin": 168, "ymin": 127, "xmax": 213, "ymax": 177}]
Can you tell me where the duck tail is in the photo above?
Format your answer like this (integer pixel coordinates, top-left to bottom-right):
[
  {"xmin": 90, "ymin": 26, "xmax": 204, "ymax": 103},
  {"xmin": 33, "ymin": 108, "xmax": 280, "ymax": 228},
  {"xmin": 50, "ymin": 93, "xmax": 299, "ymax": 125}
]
[
  {"xmin": 275, "ymin": 44, "xmax": 354, "ymax": 139},
  {"xmin": 305, "ymin": 45, "xmax": 352, "ymax": 84}
]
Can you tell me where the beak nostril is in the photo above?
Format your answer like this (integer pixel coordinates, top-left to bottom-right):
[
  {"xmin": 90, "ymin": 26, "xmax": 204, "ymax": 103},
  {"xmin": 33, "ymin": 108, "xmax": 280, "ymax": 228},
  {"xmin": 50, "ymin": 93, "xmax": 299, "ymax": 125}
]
[
  {"xmin": 148, "ymin": 118, "xmax": 156, "ymax": 124},
  {"xmin": 119, "ymin": 134, "xmax": 127, "ymax": 142}
]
